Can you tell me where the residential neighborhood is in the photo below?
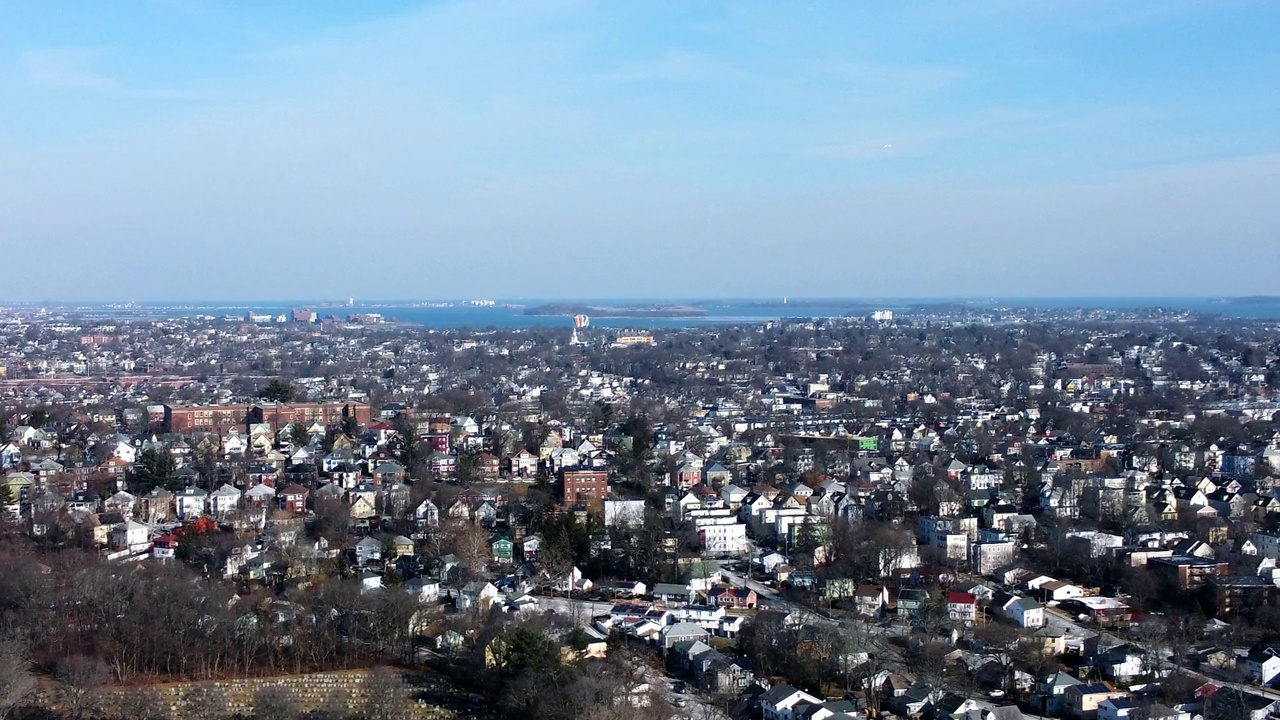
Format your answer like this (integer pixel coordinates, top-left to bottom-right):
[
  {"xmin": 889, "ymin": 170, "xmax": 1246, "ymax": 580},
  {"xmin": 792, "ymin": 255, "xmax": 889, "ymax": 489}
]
[{"xmin": 2, "ymin": 304, "xmax": 1280, "ymax": 720}]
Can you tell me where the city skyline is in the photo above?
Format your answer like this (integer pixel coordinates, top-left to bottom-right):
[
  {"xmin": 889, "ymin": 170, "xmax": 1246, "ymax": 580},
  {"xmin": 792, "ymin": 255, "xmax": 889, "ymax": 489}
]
[{"xmin": 3, "ymin": 1, "xmax": 1278, "ymax": 301}]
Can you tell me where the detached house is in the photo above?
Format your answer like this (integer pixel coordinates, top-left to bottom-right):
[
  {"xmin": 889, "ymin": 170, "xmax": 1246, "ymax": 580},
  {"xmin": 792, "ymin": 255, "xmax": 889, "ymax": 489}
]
[
  {"xmin": 175, "ymin": 486, "xmax": 208, "ymax": 520},
  {"xmin": 508, "ymin": 449, "xmax": 538, "ymax": 477},
  {"xmin": 209, "ymin": 484, "xmax": 242, "ymax": 516},
  {"xmin": 1001, "ymin": 596, "xmax": 1045, "ymax": 628},
  {"xmin": 947, "ymin": 591, "xmax": 978, "ymax": 624},
  {"xmin": 760, "ymin": 684, "xmax": 822, "ymax": 720},
  {"xmin": 278, "ymin": 483, "xmax": 309, "ymax": 514}
]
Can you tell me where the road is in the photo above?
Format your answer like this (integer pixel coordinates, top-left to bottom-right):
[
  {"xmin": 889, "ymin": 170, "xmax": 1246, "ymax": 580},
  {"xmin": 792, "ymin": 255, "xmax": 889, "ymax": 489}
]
[{"xmin": 1042, "ymin": 607, "xmax": 1280, "ymax": 701}]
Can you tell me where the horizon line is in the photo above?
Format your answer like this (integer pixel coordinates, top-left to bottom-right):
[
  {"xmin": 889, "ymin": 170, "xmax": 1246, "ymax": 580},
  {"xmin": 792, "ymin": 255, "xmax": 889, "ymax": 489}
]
[{"xmin": 0, "ymin": 294, "xmax": 1274, "ymax": 306}]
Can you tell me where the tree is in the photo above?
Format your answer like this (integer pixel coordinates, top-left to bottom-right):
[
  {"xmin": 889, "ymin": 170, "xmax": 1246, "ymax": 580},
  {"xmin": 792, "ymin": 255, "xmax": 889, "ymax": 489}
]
[
  {"xmin": 393, "ymin": 415, "xmax": 426, "ymax": 476},
  {"xmin": 451, "ymin": 523, "xmax": 492, "ymax": 578},
  {"xmin": 55, "ymin": 654, "xmax": 109, "ymax": 720},
  {"xmin": 259, "ymin": 380, "xmax": 296, "ymax": 403},
  {"xmin": 117, "ymin": 687, "xmax": 165, "ymax": 720},
  {"xmin": 252, "ymin": 685, "xmax": 299, "ymax": 720},
  {"xmin": 0, "ymin": 641, "xmax": 35, "ymax": 720},
  {"xmin": 362, "ymin": 667, "xmax": 412, "ymax": 720},
  {"xmin": 541, "ymin": 528, "xmax": 575, "ymax": 595},
  {"xmin": 135, "ymin": 447, "xmax": 178, "ymax": 491},
  {"xmin": 339, "ymin": 414, "xmax": 361, "ymax": 439},
  {"xmin": 180, "ymin": 683, "xmax": 229, "ymax": 720},
  {"xmin": 495, "ymin": 625, "xmax": 562, "ymax": 677},
  {"xmin": 287, "ymin": 423, "xmax": 311, "ymax": 451}
]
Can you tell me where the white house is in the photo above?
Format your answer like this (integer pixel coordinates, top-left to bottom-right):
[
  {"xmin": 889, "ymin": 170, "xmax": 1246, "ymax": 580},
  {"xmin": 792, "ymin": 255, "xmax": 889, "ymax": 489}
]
[
  {"xmin": 457, "ymin": 581, "xmax": 499, "ymax": 612},
  {"xmin": 405, "ymin": 577, "xmax": 441, "ymax": 603},
  {"xmin": 209, "ymin": 483, "xmax": 242, "ymax": 516},
  {"xmin": 110, "ymin": 520, "xmax": 151, "ymax": 553},
  {"xmin": 1242, "ymin": 648, "xmax": 1280, "ymax": 686},
  {"xmin": 1097, "ymin": 697, "xmax": 1137, "ymax": 720},
  {"xmin": 1003, "ymin": 596, "xmax": 1045, "ymax": 628},
  {"xmin": 174, "ymin": 486, "xmax": 208, "ymax": 519},
  {"xmin": 761, "ymin": 684, "xmax": 822, "ymax": 720}
]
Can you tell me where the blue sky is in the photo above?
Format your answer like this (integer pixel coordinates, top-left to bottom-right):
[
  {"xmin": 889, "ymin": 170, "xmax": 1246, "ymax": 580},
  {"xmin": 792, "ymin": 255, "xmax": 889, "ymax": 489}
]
[{"xmin": 2, "ymin": 0, "xmax": 1278, "ymax": 301}]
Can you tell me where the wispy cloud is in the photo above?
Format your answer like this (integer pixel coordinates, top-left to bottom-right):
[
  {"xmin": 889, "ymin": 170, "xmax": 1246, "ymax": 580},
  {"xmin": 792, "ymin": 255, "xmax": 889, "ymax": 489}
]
[
  {"xmin": 22, "ymin": 47, "xmax": 121, "ymax": 93},
  {"xmin": 804, "ymin": 59, "xmax": 967, "ymax": 96}
]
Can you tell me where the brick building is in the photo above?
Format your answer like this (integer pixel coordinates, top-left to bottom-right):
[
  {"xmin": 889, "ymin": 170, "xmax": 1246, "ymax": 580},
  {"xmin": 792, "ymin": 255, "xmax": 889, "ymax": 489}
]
[
  {"xmin": 164, "ymin": 405, "xmax": 252, "ymax": 433},
  {"xmin": 164, "ymin": 401, "xmax": 371, "ymax": 434},
  {"xmin": 250, "ymin": 401, "xmax": 372, "ymax": 430},
  {"xmin": 561, "ymin": 470, "xmax": 609, "ymax": 509}
]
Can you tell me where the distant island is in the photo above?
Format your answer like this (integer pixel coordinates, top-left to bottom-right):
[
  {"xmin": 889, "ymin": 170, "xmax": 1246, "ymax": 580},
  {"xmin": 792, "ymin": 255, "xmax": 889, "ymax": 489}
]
[
  {"xmin": 524, "ymin": 303, "xmax": 707, "ymax": 318},
  {"xmin": 1218, "ymin": 296, "xmax": 1280, "ymax": 304}
]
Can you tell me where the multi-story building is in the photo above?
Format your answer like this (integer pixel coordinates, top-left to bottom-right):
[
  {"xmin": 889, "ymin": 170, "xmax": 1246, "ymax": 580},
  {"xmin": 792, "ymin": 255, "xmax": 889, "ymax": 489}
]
[
  {"xmin": 1149, "ymin": 555, "xmax": 1230, "ymax": 590},
  {"xmin": 970, "ymin": 540, "xmax": 1015, "ymax": 576},
  {"xmin": 164, "ymin": 404, "xmax": 251, "ymax": 433},
  {"xmin": 561, "ymin": 470, "xmax": 609, "ymax": 508},
  {"xmin": 250, "ymin": 401, "xmax": 371, "ymax": 430}
]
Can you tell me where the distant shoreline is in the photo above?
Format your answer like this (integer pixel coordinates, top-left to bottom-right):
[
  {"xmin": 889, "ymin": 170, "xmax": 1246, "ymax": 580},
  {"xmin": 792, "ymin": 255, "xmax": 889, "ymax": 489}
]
[{"xmin": 524, "ymin": 303, "xmax": 708, "ymax": 318}]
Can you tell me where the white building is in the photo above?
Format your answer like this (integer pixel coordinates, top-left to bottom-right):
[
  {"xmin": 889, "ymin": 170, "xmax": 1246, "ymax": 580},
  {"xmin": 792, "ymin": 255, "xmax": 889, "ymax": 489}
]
[{"xmin": 694, "ymin": 515, "xmax": 749, "ymax": 555}]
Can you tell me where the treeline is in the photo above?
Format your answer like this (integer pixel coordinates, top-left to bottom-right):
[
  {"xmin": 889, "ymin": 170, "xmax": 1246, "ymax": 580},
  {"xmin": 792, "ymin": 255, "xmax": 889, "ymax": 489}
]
[
  {"xmin": 0, "ymin": 543, "xmax": 419, "ymax": 686},
  {"xmin": 433, "ymin": 614, "xmax": 678, "ymax": 720}
]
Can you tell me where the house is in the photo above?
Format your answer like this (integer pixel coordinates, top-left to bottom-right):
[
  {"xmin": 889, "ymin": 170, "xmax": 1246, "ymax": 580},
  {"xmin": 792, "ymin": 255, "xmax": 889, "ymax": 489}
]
[
  {"xmin": 508, "ymin": 449, "xmax": 538, "ymax": 477},
  {"xmin": 610, "ymin": 580, "xmax": 647, "ymax": 597},
  {"xmin": 947, "ymin": 591, "xmax": 978, "ymax": 624},
  {"xmin": 244, "ymin": 483, "xmax": 276, "ymax": 508},
  {"xmin": 1002, "ymin": 596, "xmax": 1045, "ymax": 628},
  {"xmin": 1038, "ymin": 671, "xmax": 1083, "ymax": 715},
  {"xmin": 652, "ymin": 583, "xmax": 696, "ymax": 606},
  {"xmin": 457, "ymin": 581, "xmax": 499, "ymax": 612},
  {"xmin": 1064, "ymin": 683, "xmax": 1128, "ymax": 720},
  {"xmin": 174, "ymin": 486, "xmax": 208, "ymax": 520},
  {"xmin": 358, "ymin": 569, "xmax": 383, "ymax": 593},
  {"xmin": 661, "ymin": 622, "xmax": 710, "ymax": 650},
  {"xmin": 897, "ymin": 587, "xmax": 930, "ymax": 617},
  {"xmin": 404, "ymin": 577, "xmax": 441, "ymax": 603},
  {"xmin": 707, "ymin": 587, "xmax": 758, "ymax": 609},
  {"xmin": 1062, "ymin": 597, "xmax": 1131, "ymax": 627},
  {"xmin": 1098, "ymin": 645, "xmax": 1147, "ymax": 683},
  {"xmin": 277, "ymin": 483, "xmax": 308, "ymax": 514},
  {"xmin": 1033, "ymin": 626, "xmax": 1067, "ymax": 656},
  {"xmin": 389, "ymin": 535, "xmax": 414, "ymax": 558},
  {"xmin": 110, "ymin": 520, "xmax": 151, "ymax": 553},
  {"xmin": 491, "ymin": 536, "xmax": 514, "ymax": 564},
  {"xmin": 703, "ymin": 656, "xmax": 755, "ymax": 696},
  {"xmin": 1039, "ymin": 580, "xmax": 1086, "ymax": 602},
  {"xmin": 1097, "ymin": 697, "xmax": 1138, "ymax": 720},
  {"xmin": 209, "ymin": 483, "xmax": 242, "ymax": 516},
  {"xmin": 760, "ymin": 684, "xmax": 822, "ymax": 720},
  {"xmin": 855, "ymin": 585, "xmax": 888, "ymax": 618},
  {"xmin": 354, "ymin": 537, "xmax": 383, "ymax": 565},
  {"xmin": 414, "ymin": 498, "xmax": 440, "ymax": 527},
  {"xmin": 371, "ymin": 460, "xmax": 406, "ymax": 484},
  {"xmin": 1242, "ymin": 647, "xmax": 1280, "ymax": 685}
]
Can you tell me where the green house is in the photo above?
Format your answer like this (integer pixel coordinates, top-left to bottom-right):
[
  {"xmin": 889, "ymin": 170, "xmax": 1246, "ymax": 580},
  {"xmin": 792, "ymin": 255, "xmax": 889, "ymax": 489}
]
[{"xmin": 491, "ymin": 536, "xmax": 514, "ymax": 563}]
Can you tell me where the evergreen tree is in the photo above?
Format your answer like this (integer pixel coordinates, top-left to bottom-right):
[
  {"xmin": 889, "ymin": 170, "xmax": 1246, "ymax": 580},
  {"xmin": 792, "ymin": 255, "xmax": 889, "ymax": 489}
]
[
  {"xmin": 258, "ymin": 380, "xmax": 295, "ymax": 403},
  {"xmin": 134, "ymin": 448, "xmax": 178, "ymax": 491}
]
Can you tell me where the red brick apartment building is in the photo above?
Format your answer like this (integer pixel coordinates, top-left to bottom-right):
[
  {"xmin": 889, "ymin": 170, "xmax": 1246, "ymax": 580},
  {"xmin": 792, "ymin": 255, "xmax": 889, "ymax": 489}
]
[
  {"xmin": 562, "ymin": 470, "xmax": 609, "ymax": 509},
  {"xmin": 249, "ymin": 401, "xmax": 372, "ymax": 430},
  {"xmin": 164, "ymin": 405, "xmax": 252, "ymax": 433},
  {"xmin": 164, "ymin": 401, "xmax": 371, "ymax": 433}
]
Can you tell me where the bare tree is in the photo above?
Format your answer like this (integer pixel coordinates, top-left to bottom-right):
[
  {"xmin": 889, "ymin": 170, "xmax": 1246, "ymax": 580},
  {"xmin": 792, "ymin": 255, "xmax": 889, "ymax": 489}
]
[
  {"xmin": 180, "ymin": 683, "xmax": 230, "ymax": 720},
  {"xmin": 117, "ymin": 686, "xmax": 166, "ymax": 720},
  {"xmin": 362, "ymin": 667, "xmax": 412, "ymax": 720},
  {"xmin": 0, "ymin": 641, "xmax": 36, "ymax": 720},
  {"xmin": 253, "ymin": 685, "xmax": 300, "ymax": 720},
  {"xmin": 450, "ymin": 522, "xmax": 492, "ymax": 578},
  {"xmin": 55, "ymin": 654, "xmax": 110, "ymax": 720}
]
